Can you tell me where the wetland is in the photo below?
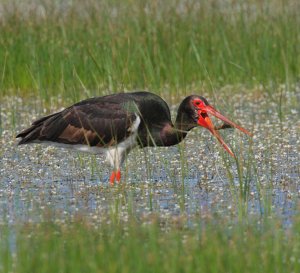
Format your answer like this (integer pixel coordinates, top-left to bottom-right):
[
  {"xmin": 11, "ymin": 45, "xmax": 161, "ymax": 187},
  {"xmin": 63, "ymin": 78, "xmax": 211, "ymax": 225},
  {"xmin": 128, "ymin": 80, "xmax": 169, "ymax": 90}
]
[{"xmin": 0, "ymin": 0, "xmax": 299, "ymax": 272}]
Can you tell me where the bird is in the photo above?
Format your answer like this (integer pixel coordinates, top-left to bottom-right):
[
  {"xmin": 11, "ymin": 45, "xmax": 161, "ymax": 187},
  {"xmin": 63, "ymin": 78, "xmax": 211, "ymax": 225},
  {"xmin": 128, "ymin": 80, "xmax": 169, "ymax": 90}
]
[{"xmin": 16, "ymin": 91, "xmax": 252, "ymax": 185}]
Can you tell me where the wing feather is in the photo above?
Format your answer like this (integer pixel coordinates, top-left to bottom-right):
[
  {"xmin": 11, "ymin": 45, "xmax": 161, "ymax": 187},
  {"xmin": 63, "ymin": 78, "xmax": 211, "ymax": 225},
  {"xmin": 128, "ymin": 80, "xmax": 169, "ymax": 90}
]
[{"xmin": 17, "ymin": 96, "xmax": 137, "ymax": 147}]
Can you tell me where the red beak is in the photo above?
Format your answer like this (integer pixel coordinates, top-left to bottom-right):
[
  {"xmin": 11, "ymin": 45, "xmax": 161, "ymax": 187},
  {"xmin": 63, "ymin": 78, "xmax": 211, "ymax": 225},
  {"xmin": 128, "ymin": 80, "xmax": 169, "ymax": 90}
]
[{"xmin": 197, "ymin": 105, "xmax": 252, "ymax": 157}]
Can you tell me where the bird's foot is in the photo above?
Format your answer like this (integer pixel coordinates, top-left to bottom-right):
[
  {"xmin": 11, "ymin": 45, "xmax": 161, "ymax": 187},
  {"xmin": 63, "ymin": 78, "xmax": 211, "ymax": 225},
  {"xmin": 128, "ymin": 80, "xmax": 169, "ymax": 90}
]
[{"xmin": 109, "ymin": 170, "xmax": 121, "ymax": 186}]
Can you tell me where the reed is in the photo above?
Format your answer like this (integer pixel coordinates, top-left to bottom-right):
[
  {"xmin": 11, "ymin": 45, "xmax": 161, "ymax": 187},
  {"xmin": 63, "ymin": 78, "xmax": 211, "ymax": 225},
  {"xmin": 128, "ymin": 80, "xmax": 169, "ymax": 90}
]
[
  {"xmin": 0, "ymin": 0, "xmax": 299, "ymax": 100},
  {"xmin": 0, "ymin": 214, "xmax": 299, "ymax": 273}
]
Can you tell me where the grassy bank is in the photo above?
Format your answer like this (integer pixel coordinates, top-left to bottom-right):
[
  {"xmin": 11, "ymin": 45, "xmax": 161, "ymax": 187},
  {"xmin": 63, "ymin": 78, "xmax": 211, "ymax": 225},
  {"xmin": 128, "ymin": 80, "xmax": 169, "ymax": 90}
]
[
  {"xmin": 0, "ymin": 0, "xmax": 299, "ymax": 100},
  {"xmin": 0, "ymin": 215, "xmax": 299, "ymax": 273}
]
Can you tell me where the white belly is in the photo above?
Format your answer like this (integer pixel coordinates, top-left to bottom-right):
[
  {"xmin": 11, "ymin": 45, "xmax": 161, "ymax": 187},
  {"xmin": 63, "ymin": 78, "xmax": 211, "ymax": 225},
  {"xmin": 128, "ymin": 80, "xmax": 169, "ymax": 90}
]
[{"xmin": 106, "ymin": 115, "xmax": 141, "ymax": 169}]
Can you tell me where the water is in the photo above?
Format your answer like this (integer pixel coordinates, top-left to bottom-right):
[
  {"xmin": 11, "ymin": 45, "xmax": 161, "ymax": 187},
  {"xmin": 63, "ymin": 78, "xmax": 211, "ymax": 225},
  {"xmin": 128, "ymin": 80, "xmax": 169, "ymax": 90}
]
[{"xmin": 0, "ymin": 90, "xmax": 299, "ymax": 227}]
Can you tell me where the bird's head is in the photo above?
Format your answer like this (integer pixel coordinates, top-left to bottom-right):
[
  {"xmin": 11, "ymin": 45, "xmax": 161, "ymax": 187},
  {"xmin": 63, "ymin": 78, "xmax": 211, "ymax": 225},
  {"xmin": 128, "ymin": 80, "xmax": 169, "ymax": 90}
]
[{"xmin": 178, "ymin": 95, "xmax": 252, "ymax": 157}]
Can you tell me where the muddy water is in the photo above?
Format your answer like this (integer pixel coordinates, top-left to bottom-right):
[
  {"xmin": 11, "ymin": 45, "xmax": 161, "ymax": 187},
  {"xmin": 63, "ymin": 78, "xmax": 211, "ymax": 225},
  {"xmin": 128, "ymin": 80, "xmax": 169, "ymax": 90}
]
[{"xmin": 0, "ymin": 90, "xmax": 299, "ymax": 226}]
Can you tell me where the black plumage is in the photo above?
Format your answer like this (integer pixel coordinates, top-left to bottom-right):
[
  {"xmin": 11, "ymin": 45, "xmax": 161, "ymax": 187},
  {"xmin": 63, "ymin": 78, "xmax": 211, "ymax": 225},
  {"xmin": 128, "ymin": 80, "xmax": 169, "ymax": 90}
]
[
  {"xmin": 17, "ymin": 92, "xmax": 184, "ymax": 148},
  {"xmin": 17, "ymin": 91, "xmax": 251, "ymax": 184}
]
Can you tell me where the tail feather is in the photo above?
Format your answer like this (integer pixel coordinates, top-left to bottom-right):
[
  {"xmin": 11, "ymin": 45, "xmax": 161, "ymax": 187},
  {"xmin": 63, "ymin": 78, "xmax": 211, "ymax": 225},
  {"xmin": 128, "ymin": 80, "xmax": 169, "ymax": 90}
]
[
  {"xmin": 16, "ymin": 111, "xmax": 63, "ymax": 145},
  {"xmin": 17, "ymin": 125, "xmax": 43, "ymax": 145}
]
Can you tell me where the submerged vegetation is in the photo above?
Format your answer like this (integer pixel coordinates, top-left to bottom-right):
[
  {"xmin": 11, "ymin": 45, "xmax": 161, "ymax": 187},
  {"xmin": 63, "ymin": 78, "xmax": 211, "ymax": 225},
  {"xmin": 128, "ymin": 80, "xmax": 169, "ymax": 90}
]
[{"xmin": 0, "ymin": 0, "xmax": 299, "ymax": 272}]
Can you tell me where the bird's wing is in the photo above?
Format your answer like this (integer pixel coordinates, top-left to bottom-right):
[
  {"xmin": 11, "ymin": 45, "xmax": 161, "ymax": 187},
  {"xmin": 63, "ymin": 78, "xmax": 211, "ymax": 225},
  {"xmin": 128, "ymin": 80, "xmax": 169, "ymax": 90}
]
[{"xmin": 17, "ymin": 97, "xmax": 138, "ymax": 147}]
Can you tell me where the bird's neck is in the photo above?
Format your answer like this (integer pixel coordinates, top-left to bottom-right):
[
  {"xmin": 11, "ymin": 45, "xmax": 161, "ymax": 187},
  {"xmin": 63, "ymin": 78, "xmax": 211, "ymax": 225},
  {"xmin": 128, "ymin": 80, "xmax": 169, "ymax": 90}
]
[{"xmin": 160, "ymin": 112, "xmax": 196, "ymax": 146}]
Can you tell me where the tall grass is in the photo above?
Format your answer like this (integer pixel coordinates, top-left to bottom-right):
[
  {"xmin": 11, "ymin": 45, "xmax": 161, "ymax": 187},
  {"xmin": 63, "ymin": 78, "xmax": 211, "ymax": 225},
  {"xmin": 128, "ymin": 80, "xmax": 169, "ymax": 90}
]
[
  {"xmin": 0, "ymin": 2, "xmax": 299, "ymax": 272},
  {"xmin": 0, "ymin": 215, "xmax": 299, "ymax": 273},
  {"xmin": 0, "ymin": 0, "xmax": 299, "ymax": 100}
]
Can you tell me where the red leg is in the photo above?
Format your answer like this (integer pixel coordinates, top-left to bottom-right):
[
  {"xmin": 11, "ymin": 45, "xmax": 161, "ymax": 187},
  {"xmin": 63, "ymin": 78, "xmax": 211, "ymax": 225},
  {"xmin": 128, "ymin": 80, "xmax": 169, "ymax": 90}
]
[
  {"xmin": 109, "ymin": 171, "xmax": 116, "ymax": 186},
  {"xmin": 116, "ymin": 170, "xmax": 121, "ymax": 183},
  {"xmin": 109, "ymin": 170, "xmax": 121, "ymax": 185}
]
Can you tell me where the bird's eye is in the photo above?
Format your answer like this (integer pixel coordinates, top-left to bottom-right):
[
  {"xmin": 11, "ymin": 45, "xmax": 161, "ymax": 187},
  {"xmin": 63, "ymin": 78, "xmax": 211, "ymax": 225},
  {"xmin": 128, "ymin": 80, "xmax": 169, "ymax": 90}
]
[{"xmin": 194, "ymin": 100, "xmax": 201, "ymax": 106}]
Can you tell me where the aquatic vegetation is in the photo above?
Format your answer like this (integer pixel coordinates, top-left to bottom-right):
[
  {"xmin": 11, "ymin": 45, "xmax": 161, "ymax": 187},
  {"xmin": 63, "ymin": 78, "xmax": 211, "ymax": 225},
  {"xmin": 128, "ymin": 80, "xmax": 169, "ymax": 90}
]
[
  {"xmin": 0, "ymin": 0, "xmax": 299, "ymax": 100},
  {"xmin": 1, "ymin": 215, "xmax": 300, "ymax": 273},
  {"xmin": 0, "ymin": 1, "xmax": 299, "ymax": 272},
  {"xmin": 0, "ymin": 88, "xmax": 299, "ymax": 226}
]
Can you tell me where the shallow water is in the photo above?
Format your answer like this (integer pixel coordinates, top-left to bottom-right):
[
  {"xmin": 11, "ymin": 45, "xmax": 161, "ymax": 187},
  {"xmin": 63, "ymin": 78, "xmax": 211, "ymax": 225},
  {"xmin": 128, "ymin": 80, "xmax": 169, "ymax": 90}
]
[{"xmin": 0, "ymin": 89, "xmax": 299, "ymax": 227}]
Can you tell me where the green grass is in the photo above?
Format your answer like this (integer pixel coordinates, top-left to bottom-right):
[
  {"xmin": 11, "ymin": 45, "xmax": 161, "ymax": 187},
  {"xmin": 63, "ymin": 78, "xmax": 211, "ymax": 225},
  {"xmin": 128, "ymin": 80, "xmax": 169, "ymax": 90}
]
[
  {"xmin": 0, "ymin": 0, "xmax": 299, "ymax": 100},
  {"xmin": 0, "ymin": 1, "xmax": 299, "ymax": 272},
  {"xmin": 0, "ymin": 215, "xmax": 299, "ymax": 273}
]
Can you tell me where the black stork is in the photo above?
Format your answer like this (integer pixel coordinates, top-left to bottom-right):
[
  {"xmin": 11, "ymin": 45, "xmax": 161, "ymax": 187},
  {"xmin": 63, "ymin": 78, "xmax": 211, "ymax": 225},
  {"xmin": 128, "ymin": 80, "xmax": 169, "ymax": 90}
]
[{"xmin": 16, "ymin": 91, "xmax": 252, "ymax": 185}]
